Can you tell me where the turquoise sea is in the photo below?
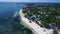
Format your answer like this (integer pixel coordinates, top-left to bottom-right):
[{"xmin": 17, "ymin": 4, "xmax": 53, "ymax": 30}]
[{"xmin": 0, "ymin": 2, "xmax": 33, "ymax": 34}]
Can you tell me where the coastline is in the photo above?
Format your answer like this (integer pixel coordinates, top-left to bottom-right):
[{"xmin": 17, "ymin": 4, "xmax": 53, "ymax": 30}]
[{"xmin": 19, "ymin": 9, "xmax": 53, "ymax": 34}]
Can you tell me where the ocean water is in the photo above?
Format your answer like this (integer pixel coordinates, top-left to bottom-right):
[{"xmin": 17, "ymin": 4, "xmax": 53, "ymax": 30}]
[{"xmin": 0, "ymin": 2, "xmax": 33, "ymax": 34}]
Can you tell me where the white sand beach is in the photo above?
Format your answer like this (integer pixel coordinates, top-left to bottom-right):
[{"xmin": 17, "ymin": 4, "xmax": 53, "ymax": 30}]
[{"xmin": 19, "ymin": 9, "xmax": 53, "ymax": 34}]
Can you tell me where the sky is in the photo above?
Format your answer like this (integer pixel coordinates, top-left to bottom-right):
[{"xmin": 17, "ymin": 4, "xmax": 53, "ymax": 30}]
[{"xmin": 0, "ymin": 0, "xmax": 60, "ymax": 3}]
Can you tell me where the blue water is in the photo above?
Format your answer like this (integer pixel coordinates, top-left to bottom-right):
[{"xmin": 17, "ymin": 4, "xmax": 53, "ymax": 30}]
[
  {"xmin": 0, "ymin": 2, "xmax": 33, "ymax": 34},
  {"xmin": 0, "ymin": 3, "xmax": 25, "ymax": 23},
  {"xmin": 0, "ymin": 3, "xmax": 24, "ymax": 18},
  {"xmin": 0, "ymin": 2, "xmax": 26, "ymax": 34}
]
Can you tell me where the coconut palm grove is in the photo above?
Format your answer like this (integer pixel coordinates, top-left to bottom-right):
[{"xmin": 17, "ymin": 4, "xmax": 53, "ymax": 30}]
[{"xmin": 22, "ymin": 4, "xmax": 60, "ymax": 29}]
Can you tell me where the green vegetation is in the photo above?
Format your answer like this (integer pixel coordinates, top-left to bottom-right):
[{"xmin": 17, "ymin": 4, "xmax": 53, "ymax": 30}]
[{"xmin": 22, "ymin": 4, "xmax": 60, "ymax": 29}]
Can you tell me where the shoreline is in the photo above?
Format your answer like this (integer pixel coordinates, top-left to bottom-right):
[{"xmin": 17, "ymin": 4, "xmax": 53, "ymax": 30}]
[{"xmin": 19, "ymin": 9, "xmax": 53, "ymax": 34}]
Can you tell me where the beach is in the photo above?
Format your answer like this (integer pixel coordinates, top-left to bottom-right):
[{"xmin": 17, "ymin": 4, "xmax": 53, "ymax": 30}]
[{"xmin": 19, "ymin": 9, "xmax": 53, "ymax": 34}]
